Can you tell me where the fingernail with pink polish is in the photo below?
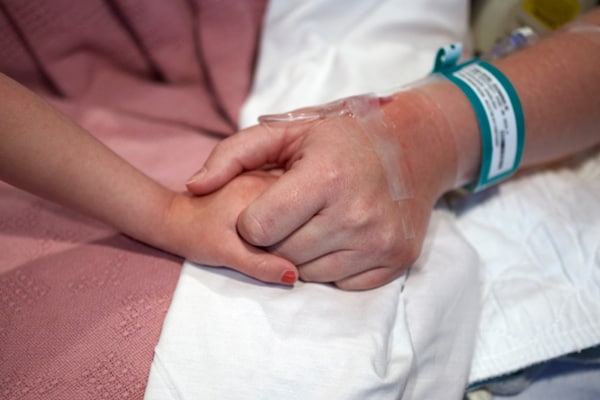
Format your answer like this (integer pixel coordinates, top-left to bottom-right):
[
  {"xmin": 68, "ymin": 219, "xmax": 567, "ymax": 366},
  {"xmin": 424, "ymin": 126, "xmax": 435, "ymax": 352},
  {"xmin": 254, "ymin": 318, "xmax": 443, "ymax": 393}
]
[{"xmin": 281, "ymin": 270, "xmax": 297, "ymax": 285}]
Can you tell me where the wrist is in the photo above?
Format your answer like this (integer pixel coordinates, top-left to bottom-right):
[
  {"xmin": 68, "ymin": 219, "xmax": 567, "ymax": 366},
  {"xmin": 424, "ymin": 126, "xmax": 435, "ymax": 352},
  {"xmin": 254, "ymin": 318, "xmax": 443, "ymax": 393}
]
[
  {"xmin": 117, "ymin": 184, "xmax": 180, "ymax": 254},
  {"xmin": 413, "ymin": 78, "xmax": 482, "ymax": 191},
  {"xmin": 151, "ymin": 189, "xmax": 188, "ymax": 256},
  {"xmin": 380, "ymin": 80, "xmax": 480, "ymax": 200}
]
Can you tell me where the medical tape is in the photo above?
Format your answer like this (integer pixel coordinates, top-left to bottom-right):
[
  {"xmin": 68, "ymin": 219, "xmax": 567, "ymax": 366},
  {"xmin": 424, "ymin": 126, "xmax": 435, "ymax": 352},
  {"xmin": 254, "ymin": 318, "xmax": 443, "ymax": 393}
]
[
  {"xmin": 564, "ymin": 20, "xmax": 600, "ymax": 34},
  {"xmin": 350, "ymin": 97, "xmax": 416, "ymax": 240},
  {"xmin": 432, "ymin": 43, "xmax": 525, "ymax": 192},
  {"xmin": 259, "ymin": 95, "xmax": 416, "ymax": 240},
  {"xmin": 563, "ymin": 20, "xmax": 600, "ymax": 47}
]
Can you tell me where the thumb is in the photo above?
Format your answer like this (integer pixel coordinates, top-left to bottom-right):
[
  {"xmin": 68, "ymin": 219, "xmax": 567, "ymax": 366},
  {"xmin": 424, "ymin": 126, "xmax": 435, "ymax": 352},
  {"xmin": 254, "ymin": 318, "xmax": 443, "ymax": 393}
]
[{"xmin": 186, "ymin": 124, "xmax": 287, "ymax": 195}]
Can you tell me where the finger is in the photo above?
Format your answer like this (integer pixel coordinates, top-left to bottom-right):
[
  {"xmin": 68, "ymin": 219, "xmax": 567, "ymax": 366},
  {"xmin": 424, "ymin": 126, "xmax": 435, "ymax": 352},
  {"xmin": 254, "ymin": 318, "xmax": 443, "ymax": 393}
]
[
  {"xmin": 186, "ymin": 124, "xmax": 287, "ymax": 195},
  {"xmin": 237, "ymin": 163, "xmax": 327, "ymax": 247},
  {"xmin": 335, "ymin": 266, "xmax": 406, "ymax": 291},
  {"xmin": 297, "ymin": 251, "xmax": 407, "ymax": 289},
  {"xmin": 267, "ymin": 213, "xmax": 348, "ymax": 265},
  {"xmin": 217, "ymin": 232, "xmax": 299, "ymax": 286},
  {"xmin": 296, "ymin": 250, "xmax": 371, "ymax": 284}
]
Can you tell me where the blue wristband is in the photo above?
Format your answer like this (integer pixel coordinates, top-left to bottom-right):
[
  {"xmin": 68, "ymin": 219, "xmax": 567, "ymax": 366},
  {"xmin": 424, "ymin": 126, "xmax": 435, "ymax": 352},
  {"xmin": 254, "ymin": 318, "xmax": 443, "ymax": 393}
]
[{"xmin": 432, "ymin": 44, "xmax": 525, "ymax": 192}]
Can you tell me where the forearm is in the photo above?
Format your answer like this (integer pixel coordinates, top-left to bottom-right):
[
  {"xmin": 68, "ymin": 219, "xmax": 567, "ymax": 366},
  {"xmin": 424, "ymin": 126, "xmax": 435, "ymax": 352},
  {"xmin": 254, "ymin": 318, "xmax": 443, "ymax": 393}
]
[
  {"xmin": 384, "ymin": 8, "xmax": 600, "ymax": 193},
  {"xmin": 0, "ymin": 73, "xmax": 173, "ymax": 247}
]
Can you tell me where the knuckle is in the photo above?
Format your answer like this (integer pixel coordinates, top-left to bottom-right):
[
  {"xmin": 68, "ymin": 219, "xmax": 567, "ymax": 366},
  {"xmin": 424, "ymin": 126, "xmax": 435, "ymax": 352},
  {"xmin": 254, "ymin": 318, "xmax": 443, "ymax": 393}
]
[
  {"xmin": 340, "ymin": 200, "xmax": 371, "ymax": 231},
  {"xmin": 368, "ymin": 222, "xmax": 421, "ymax": 270},
  {"xmin": 366, "ymin": 223, "xmax": 397, "ymax": 255},
  {"xmin": 320, "ymin": 162, "xmax": 345, "ymax": 190}
]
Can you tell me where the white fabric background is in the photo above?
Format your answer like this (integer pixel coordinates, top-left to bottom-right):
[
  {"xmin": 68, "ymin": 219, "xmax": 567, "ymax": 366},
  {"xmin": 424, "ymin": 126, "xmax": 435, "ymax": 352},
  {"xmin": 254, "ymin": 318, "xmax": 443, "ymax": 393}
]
[
  {"xmin": 145, "ymin": 0, "xmax": 600, "ymax": 398},
  {"xmin": 456, "ymin": 153, "xmax": 600, "ymax": 383},
  {"xmin": 145, "ymin": 210, "xmax": 481, "ymax": 400}
]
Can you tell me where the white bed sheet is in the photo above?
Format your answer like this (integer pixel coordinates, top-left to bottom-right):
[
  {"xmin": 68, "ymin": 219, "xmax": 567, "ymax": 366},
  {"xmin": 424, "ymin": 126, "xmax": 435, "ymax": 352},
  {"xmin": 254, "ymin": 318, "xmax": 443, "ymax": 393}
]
[
  {"xmin": 456, "ymin": 152, "xmax": 600, "ymax": 383},
  {"xmin": 144, "ymin": 209, "xmax": 481, "ymax": 400},
  {"xmin": 145, "ymin": 0, "xmax": 600, "ymax": 398}
]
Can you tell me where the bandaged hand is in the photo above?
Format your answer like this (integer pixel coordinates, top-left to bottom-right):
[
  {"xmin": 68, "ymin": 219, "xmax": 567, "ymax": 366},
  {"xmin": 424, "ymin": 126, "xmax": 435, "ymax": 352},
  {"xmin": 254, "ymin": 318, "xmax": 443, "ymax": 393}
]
[
  {"xmin": 187, "ymin": 87, "xmax": 465, "ymax": 290},
  {"xmin": 161, "ymin": 171, "xmax": 298, "ymax": 285}
]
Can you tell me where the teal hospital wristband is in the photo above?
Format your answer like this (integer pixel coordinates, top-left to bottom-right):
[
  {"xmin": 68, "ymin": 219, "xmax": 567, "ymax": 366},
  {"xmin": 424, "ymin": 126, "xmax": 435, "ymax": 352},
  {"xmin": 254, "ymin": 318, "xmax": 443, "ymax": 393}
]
[{"xmin": 432, "ymin": 44, "xmax": 525, "ymax": 192}]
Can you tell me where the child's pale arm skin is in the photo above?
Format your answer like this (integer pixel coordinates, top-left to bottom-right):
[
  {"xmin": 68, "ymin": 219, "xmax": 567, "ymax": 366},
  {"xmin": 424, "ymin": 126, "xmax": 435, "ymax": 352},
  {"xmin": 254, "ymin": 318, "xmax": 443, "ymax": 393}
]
[{"xmin": 0, "ymin": 73, "xmax": 298, "ymax": 285}]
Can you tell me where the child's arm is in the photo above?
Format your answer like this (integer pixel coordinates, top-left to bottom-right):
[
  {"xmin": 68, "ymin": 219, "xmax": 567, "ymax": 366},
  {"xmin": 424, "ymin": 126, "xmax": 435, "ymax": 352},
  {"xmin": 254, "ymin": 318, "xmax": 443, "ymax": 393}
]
[{"xmin": 0, "ymin": 73, "xmax": 297, "ymax": 285}]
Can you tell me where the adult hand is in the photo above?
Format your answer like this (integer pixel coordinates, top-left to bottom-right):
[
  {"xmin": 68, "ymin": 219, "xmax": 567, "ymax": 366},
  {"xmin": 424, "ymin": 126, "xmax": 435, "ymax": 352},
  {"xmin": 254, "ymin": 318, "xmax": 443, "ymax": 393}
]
[
  {"xmin": 187, "ymin": 92, "xmax": 460, "ymax": 290},
  {"xmin": 161, "ymin": 170, "xmax": 298, "ymax": 286}
]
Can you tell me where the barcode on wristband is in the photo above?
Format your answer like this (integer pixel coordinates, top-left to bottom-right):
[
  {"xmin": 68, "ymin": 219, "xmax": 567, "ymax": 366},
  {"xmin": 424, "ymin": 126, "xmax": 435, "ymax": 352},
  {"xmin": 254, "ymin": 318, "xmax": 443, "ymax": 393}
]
[
  {"xmin": 453, "ymin": 64, "xmax": 518, "ymax": 179},
  {"xmin": 432, "ymin": 43, "xmax": 524, "ymax": 191}
]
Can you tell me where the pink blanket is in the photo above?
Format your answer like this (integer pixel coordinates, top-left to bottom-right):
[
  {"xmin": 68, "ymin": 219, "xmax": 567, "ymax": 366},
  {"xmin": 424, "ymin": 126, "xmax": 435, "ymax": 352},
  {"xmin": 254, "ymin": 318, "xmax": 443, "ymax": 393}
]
[{"xmin": 0, "ymin": 1, "xmax": 266, "ymax": 398}]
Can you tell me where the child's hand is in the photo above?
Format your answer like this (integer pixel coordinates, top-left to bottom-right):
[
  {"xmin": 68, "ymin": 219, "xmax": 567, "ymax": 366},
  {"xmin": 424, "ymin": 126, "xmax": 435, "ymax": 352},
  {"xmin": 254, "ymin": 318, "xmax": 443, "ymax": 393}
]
[{"xmin": 159, "ymin": 171, "xmax": 298, "ymax": 286}]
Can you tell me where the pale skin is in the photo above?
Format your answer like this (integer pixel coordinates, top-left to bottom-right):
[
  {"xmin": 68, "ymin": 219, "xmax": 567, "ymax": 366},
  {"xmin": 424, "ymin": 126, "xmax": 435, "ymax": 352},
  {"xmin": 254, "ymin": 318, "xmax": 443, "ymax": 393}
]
[
  {"xmin": 187, "ymin": 8, "xmax": 600, "ymax": 290},
  {"xmin": 0, "ymin": 73, "xmax": 299, "ymax": 286}
]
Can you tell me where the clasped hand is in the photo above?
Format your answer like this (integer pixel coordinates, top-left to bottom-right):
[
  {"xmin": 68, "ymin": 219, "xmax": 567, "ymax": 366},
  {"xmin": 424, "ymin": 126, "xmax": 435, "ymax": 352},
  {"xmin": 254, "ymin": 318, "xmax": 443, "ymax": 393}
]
[{"xmin": 188, "ymin": 93, "xmax": 454, "ymax": 290}]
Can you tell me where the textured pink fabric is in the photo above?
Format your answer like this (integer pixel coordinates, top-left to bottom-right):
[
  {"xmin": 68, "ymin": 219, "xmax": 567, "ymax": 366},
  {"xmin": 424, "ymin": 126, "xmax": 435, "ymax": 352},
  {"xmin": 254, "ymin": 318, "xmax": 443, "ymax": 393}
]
[{"xmin": 0, "ymin": 1, "xmax": 266, "ymax": 399}]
